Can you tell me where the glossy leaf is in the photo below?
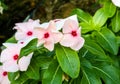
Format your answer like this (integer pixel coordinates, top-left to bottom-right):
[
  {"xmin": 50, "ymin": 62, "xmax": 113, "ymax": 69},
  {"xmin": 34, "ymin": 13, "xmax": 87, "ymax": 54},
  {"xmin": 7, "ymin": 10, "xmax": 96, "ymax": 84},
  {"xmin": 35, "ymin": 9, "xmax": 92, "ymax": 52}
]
[
  {"xmin": 24, "ymin": 80, "xmax": 39, "ymax": 84},
  {"xmin": 81, "ymin": 67, "xmax": 102, "ymax": 84},
  {"xmin": 104, "ymin": 1, "xmax": 116, "ymax": 17},
  {"xmin": 93, "ymin": 63, "xmax": 120, "ymax": 84},
  {"xmin": 20, "ymin": 38, "xmax": 38, "ymax": 58},
  {"xmin": 80, "ymin": 59, "xmax": 102, "ymax": 84},
  {"xmin": 11, "ymin": 73, "xmax": 29, "ymax": 84},
  {"xmin": 8, "ymin": 72, "xmax": 19, "ymax": 82},
  {"xmin": 95, "ymin": 28, "xmax": 119, "ymax": 55},
  {"xmin": 71, "ymin": 8, "xmax": 92, "ymax": 23},
  {"xmin": 35, "ymin": 56, "xmax": 52, "ymax": 68},
  {"xmin": 80, "ymin": 21, "xmax": 94, "ymax": 34},
  {"xmin": 25, "ymin": 57, "xmax": 40, "ymax": 80},
  {"xmin": 116, "ymin": 36, "xmax": 120, "ymax": 46},
  {"xmin": 93, "ymin": 8, "xmax": 108, "ymax": 27},
  {"xmin": 84, "ymin": 38, "xmax": 106, "ymax": 58},
  {"xmin": 43, "ymin": 60, "xmax": 62, "ymax": 84},
  {"xmin": 56, "ymin": 44, "xmax": 80, "ymax": 78},
  {"xmin": 112, "ymin": 11, "xmax": 120, "ymax": 32}
]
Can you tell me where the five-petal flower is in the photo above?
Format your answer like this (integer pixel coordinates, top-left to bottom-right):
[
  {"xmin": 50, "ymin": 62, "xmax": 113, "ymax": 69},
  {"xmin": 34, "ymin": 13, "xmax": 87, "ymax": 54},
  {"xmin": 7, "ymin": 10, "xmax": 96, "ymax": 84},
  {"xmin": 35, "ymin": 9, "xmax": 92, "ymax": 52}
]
[
  {"xmin": 34, "ymin": 21, "xmax": 63, "ymax": 51},
  {"xmin": 0, "ymin": 41, "xmax": 33, "ymax": 72},
  {"xmin": 14, "ymin": 19, "xmax": 41, "ymax": 40},
  {"xmin": 60, "ymin": 19, "xmax": 85, "ymax": 51}
]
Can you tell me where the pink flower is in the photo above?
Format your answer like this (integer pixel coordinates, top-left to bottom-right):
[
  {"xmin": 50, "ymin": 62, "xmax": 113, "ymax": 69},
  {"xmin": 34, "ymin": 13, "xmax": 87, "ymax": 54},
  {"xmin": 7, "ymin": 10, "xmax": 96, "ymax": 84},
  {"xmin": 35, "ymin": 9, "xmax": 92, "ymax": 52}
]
[
  {"xmin": 34, "ymin": 21, "xmax": 63, "ymax": 51},
  {"xmin": 14, "ymin": 19, "xmax": 41, "ymax": 41},
  {"xmin": 0, "ymin": 66, "xmax": 10, "ymax": 84},
  {"xmin": 0, "ymin": 42, "xmax": 33, "ymax": 72},
  {"xmin": 40, "ymin": 15, "xmax": 78, "ymax": 31},
  {"xmin": 60, "ymin": 19, "xmax": 85, "ymax": 51}
]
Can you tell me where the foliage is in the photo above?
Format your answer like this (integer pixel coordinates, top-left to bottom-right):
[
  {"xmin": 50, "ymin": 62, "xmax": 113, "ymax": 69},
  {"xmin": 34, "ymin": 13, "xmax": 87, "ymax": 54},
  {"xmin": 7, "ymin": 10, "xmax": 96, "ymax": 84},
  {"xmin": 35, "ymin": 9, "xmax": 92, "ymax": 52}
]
[{"xmin": 1, "ymin": 0, "xmax": 120, "ymax": 84}]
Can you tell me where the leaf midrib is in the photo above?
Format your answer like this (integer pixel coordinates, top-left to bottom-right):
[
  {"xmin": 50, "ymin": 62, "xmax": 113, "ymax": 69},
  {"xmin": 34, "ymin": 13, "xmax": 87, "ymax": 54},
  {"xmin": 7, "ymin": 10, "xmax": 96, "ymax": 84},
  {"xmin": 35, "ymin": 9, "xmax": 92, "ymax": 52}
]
[
  {"xmin": 83, "ymin": 70, "xmax": 91, "ymax": 84},
  {"xmin": 93, "ymin": 66, "xmax": 117, "ymax": 84},
  {"xmin": 50, "ymin": 65, "xmax": 60, "ymax": 84},
  {"xmin": 98, "ymin": 32, "xmax": 114, "ymax": 53},
  {"xmin": 62, "ymin": 47, "xmax": 74, "ymax": 73},
  {"xmin": 84, "ymin": 44, "xmax": 104, "ymax": 56}
]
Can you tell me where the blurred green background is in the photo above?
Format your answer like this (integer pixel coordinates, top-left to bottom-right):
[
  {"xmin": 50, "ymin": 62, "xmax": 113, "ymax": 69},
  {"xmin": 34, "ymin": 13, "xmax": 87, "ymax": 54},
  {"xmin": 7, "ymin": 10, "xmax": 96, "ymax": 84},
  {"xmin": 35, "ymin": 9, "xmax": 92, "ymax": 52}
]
[{"xmin": 0, "ymin": 0, "xmax": 100, "ymax": 45}]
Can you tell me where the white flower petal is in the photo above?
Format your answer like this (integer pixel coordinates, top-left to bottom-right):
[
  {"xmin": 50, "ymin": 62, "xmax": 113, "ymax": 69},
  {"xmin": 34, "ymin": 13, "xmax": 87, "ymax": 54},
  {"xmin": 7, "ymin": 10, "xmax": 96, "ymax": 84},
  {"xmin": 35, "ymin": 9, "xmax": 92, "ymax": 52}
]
[
  {"xmin": 112, "ymin": 0, "xmax": 120, "ymax": 7},
  {"xmin": 0, "ymin": 46, "xmax": 20, "ymax": 62},
  {"xmin": 60, "ymin": 34, "xmax": 77, "ymax": 47},
  {"xmin": 2, "ymin": 61, "xmax": 19, "ymax": 72},
  {"xmin": 63, "ymin": 19, "xmax": 78, "ymax": 33},
  {"xmin": 1, "ymin": 76, "xmax": 10, "ymax": 84},
  {"xmin": 40, "ymin": 22, "xmax": 49, "ymax": 29},
  {"xmin": 70, "ymin": 37, "xmax": 85, "ymax": 51},
  {"xmin": 54, "ymin": 19, "xmax": 65, "ymax": 30},
  {"xmin": 65, "ymin": 14, "xmax": 78, "ymax": 23},
  {"xmin": 18, "ymin": 53, "xmax": 33, "ymax": 71}
]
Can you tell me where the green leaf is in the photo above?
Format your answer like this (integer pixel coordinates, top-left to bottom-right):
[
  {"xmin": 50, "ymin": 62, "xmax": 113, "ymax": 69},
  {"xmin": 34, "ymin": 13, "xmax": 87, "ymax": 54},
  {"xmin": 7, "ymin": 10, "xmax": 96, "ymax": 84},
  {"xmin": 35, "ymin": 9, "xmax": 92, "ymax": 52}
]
[
  {"xmin": 80, "ymin": 21, "xmax": 94, "ymax": 34},
  {"xmin": 93, "ymin": 8, "xmax": 108, "ymax": 27},
  {"xmin": 116, "ymin": 36, "xmax": 120, "ymax": 46},
  {"xmin": 35, "ymin": 56, "xmax": 52, "ymax": 68},
  {"xmin": 25, "ymin": 57, "xmax": 40, "ymax": 80},
  {"xmin": 93, "ymin": 63, "xmax": 120, "ymax": 84},
  {"xmin": 103, "ymin": 1, "xmax": 116, "ymax": 17},
  {"xmin": 112, "ymin": 10, "xmax": 120, "ymax": 32},
  {"xmin": 56, "ymin": 44, "xmax": 80, "ymax": 78},
  {"xmin": 5, "ymin": 36, "xmax": 17, "ymax": 43},
  {"xmin": 95, "ymin": 28, "xmax": 119, "ymax": 55},
  {"xmin": 43, "ymin": 60, "xmax": 63, "ymax": 84},
  {"xmin": 1, "ymin": 1, "xmax": 8, "ymax": 10},
  {"xmin": 80, "ymin": 59, "xmax": 102, "ymax": 84},
  {"xmin": 24, "ymin": 79, "xmax": 39, "ymax": 84},
  {"xmin": 81, "ymin": 67, "xmax": 102, "ymax": 84},
  {"xmin": 81, "ymin": 58, "xmax": 92, "ymax": 69},
  {"xmin": 20, "ymin": 38, "xmax": 38, "ymax": 58},
  {"xmin": 84, "ymin": 38, "xmax": 106, "ymax": 58},
  {"xmin": 8, "ymin": 72, "xmax": 19, "ymax": 82},
  {"xmin": 71, "ymin": 8, "xmax": 92, "ymax": 23},
  {"xmin": 11, "ymin": 73, "xmax": 29, "ymax": 84}
]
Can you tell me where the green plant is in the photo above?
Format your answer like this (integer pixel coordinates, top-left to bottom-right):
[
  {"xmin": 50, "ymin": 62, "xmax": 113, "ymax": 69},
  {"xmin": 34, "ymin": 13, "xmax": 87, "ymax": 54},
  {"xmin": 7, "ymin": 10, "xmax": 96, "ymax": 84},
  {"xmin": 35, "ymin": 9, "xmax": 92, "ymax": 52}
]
[{"xmin": 0, "ymin": 0, "xmax": 120, "ymax": 84}]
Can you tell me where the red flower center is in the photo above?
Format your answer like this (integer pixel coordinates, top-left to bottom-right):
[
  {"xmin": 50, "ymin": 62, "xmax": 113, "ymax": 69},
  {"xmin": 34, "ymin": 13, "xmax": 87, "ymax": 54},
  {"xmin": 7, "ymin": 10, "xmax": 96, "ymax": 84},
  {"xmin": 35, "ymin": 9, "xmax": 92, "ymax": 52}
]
[
  {"xmin": 44, "ymin": 32, "xmax": 49, "ymax": 38},
  {"xmin": 3, "ymin": 71, "xmax": 7, "ymax": 76},
  {"xmin": 13, "ymin": 54, "xmax": 19, "ymax": 60},
  {"xmin": 71, "ymin": 31, "xmax": 77, "ymax": 37},
  {"xmin": 20, "ymin": 42, "xmax": 24, "ymax": 44},
  {"xmin": 27, "ymin": 31, "xmax": 33, "ymax": 36}
]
